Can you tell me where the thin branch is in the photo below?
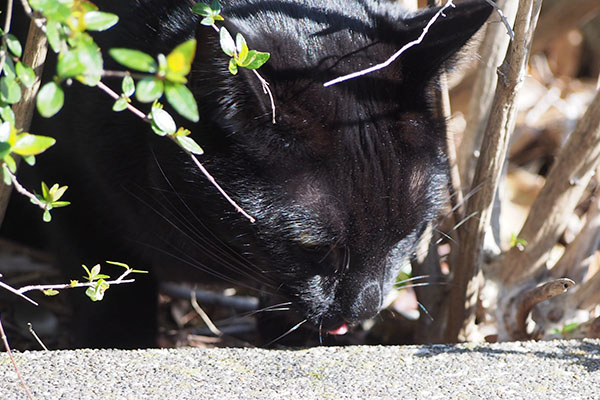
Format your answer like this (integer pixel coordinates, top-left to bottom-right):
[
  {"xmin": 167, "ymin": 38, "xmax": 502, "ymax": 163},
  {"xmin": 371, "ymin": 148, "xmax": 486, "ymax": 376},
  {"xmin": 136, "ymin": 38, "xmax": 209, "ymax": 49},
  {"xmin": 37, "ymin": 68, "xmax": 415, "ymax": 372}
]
[
  {"xmin": 445, "ymin": 0, "xmax": 543, "ymax": 342},
  {"xmin": 0, "ymin": 315, "xmax": 35, "ymax": 400},
  {"xmin": 483, "ymin": 0, "xmax": 514, "ymax": 40},
  {"xmin": 514, "ymin": 278, "xmax": 575, "ymax": 339},
  {"xmin": 252, "ymin": 69, "xmax": 276, "ymax": 124},
  {"xmin": 190, "ymin": 290, "xmax": 223, "ymax": 337},
  {"xmin": 17, "ymin": 0, "xmax": 47, "ymax": 33},
  {"xmin": 27, "ymin": 323, "xmax": 48, "ymax": 351},
  {"xmin": 96, "ymin": 80, "xmax": 256, "ymax": 223},
  {"xmin": 500, "ymin": 87, "xmax": 600, "ymax": 285},
  {"xmin": 323, "ymin": 0, "xmax": 455, "ymax": 87},
  {"xmin": 0, "ymin": 278, "xmax": 39, "ymax": 306},
  {"xmin": 0, "ymin": 0, "xmax": 15, "ymax": 75},
  {"xmin": 101, "ymin": 70, "xmax": 148, "ymax": 81},
  {"xmin": 96, "ymin": 81, "xmax": 147, "ymax": 119},
  {"xmin": 209, "ymin": 23, "xmax": 277, "ymax": 124},
  {"xmin": 16, "ymin": 278, "xmax": 136, "ymax": 295},
  {"xmin": 188, "ymin": 153, "xmax": 256, "ymax": 223},
  {"xmin": 2, "ymin": 165, "xmax": 47, "ymax": 210}
]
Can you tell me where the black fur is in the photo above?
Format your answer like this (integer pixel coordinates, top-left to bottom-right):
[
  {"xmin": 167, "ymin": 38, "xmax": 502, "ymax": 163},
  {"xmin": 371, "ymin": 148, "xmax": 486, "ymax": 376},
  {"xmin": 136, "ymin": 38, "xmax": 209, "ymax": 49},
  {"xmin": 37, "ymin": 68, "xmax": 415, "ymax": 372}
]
[{"xmin": 27, "ymin": 0, "xmax": 492, "ymax": 347}]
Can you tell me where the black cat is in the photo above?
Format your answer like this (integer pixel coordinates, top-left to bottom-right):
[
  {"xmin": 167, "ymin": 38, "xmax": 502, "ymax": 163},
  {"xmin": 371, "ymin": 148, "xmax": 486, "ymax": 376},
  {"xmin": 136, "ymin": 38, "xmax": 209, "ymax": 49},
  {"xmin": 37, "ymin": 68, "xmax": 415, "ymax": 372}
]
[{"xmin": 28, "ymin": 0, "xmax": 493, "ymax": 347}]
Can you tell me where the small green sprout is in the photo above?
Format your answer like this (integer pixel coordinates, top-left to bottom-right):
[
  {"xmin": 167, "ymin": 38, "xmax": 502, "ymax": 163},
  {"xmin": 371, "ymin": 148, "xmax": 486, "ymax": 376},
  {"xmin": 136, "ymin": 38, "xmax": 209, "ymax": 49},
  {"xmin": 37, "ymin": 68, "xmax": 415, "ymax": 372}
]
[
  {"xmin": 34, "ymin": 182, "xmax": 70, "ymax": 222},
  {"xmin": 192, "ymin": 0, "xmax": 225, "ymax": 26},
  {"xmin": 510, "ymin": 233, "xmax": 527, "ymax": 251}
]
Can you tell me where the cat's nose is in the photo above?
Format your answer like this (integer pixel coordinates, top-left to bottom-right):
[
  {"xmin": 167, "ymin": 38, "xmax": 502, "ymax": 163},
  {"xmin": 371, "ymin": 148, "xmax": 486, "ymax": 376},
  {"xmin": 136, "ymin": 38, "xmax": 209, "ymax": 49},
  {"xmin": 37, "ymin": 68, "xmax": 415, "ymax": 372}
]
[
  {"xmin": 322, "ymin": 280, "xmax": 383, "ymax": 333},
  {"xmin": 347, "ymin": 281, "xmax": 382, "ymax": 321}
]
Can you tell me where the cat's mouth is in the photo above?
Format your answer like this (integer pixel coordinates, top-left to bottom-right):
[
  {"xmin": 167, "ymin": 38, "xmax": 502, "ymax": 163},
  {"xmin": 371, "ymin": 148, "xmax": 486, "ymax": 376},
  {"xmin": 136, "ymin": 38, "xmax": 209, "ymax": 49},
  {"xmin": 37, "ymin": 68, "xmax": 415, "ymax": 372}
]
[{"xmin": 327, "ymin": 323, "xmax": 349, "ymax": 336}]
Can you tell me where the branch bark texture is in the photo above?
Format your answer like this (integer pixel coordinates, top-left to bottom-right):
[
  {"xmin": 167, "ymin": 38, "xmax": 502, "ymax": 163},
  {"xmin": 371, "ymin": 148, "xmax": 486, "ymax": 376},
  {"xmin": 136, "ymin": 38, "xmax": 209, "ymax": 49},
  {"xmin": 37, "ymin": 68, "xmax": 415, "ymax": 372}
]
[
  {"xmin": 500, "ymin": 88, "xmax": 600, "ymax": 285},
  {"xmin": 444, "ymin": 0, "xmax": 543, "ymax": 342}
]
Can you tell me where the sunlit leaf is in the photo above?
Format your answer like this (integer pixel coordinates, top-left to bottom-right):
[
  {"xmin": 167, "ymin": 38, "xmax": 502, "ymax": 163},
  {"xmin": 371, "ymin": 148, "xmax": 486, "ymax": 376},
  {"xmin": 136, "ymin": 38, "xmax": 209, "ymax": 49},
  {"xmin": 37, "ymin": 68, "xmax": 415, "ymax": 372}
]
[
  {"xmin": 16, "ymin": 62, "xmax": 36, "ymax": 88},
  {"xmin": 6, "ymin": 34, "xmax": 23, "ymax": 58},
  {"xmin": 36, "ymin": 81, "xmax": 64, "ymax": 118},
  {"xmin": 122, "ymin": 75, "xmax": 135, "ymax": 97},
  {"xmin": 176, "ymin": 135, "xmax": 204, "ymax": 155},
  {"xmin": 112, "ymin": 98, "xmax": 128, "ymax": 112},
  {"xmin": 219, "ymin": 27, "xmax": 235, "ymax": 57},
  {"xmin": 242, "ymin": 51, "xmax": 270, "ymax": 69},
  {"xmin": 228, "ymin": 58, "xmax": 238, "ymax": 75},
  {"xmin": 164, "ymin": 82, "xmax": 199, "ymax": 122},
  {"xmin": 84, "ymin": 11, "xmax": 119, "ymax": 31},
  {"xmin": 135, "ymin": 77, "xmax": 164, "ymax": 103},
  {"xmin": 109, "ymin": 48, "xmax": 157, "ymax": 73},
  {"xmin": 12, "ymin": 133, "xmax": 56, "ymax": 156},
  {"xmin": 151, "ymin": 107, "xmax": 176, "ymax": 135},
  {"xmin": 191, "ymin": 3, "xmax": 212, "ymax": 17},
  {"xmin": 166, "ymin": 39, "xmax": 196, "ymax": 80},
  {"xmin": 0, "ymin": 77, "xmax": 22, "ymax": 104}
]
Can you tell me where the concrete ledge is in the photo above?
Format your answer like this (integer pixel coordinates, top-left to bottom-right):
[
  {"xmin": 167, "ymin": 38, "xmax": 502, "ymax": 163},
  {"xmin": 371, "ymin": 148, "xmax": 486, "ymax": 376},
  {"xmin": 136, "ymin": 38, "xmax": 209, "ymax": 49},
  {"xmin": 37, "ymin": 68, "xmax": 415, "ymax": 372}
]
[{"xmin": 1, "ymin": 339, "xmax": 599, "ymax": 399}]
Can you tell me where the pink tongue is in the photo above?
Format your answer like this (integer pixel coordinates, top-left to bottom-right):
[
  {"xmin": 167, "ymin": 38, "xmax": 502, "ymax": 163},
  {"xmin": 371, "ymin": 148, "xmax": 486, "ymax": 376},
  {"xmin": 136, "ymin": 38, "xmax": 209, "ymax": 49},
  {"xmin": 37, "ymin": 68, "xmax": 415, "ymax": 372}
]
[{"xmin": 327, "ymin": 323, "xmax": 349, "ymax": 336}]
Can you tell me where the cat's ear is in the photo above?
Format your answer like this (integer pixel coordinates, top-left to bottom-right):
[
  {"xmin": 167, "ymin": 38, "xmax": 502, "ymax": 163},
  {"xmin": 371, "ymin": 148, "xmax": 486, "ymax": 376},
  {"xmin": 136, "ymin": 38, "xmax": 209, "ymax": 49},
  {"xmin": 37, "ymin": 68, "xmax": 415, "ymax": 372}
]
[{"xmin": 398, "ymin": 1, "xmax": 493, "ymax": 81}]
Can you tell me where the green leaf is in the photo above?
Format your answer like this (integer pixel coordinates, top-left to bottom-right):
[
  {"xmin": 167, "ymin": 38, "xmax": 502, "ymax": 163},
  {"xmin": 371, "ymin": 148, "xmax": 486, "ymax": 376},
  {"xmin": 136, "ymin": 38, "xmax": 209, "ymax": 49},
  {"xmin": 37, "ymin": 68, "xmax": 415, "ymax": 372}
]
[
  {"xmin": 0, "ymin": 143, "xmax": 11, "ymax": 162},
  {"xmin": 0, "ymin": 105, "xmax": 16, "ymax": 125},
  {"xmin": 105, "ymin": 261, "xmax": 130, "ymax": 269},
  {"xmin": 122, "ymin": 75, "xmax": 135, "ymax": 97},
  {"xmin": 2, "ymin": 57, "xmax": 16, "ymax": 79},
  {"xmin": 191, "ymin": 3, "xmax": 212, "ymax": 17},
  {"xmin": 1, "ymin": 165, "xmax": 11, "ymax": 186},
  {"xmin": 0, "ymin": 77, "xmax": 22, "ymax": 104},
  {"xmin": 73, "ymin": 35, "xmax": 103, "ymax": 86},
  {"xmin": 48, "ymin": 183, "xmax": 67, "ymax": 200},
  {"xmin": 43, "ymin": 209, "xmax": 52, "ymax": 222},
  {"xmin": 164, "ymin": 82, "xmax": 199, "ymax": 122},
  {"xmin": 176, "ymin": 135, "xmax": 204, "ymax": 155},
  {"xmin": 12, "ymin": 133, "xmax": 56, "ymax": 156},
  {"xmin": 561, "ymin": 322, "xmax": 580, "ymax": 334},
  {"xmin": 46, "ymin": 21, "xmax": 62, "ymax": 53},
  {"xmin": 41, "ymin": 181, "xmax": 50, "ymax": 199},
  {"xmin": 151, "ymin": 107, "xmax": 176, "ymax": 135},
  {"xmin": 57, "ymin": 50, "xmax": 85, "ymax": 79},
  {"xmin": 84, "ymin": 11, "xmax": 119, "ymax": 31},
  {"xmin": 4, "ymin": 154, "xmax": 16, "ymax": 173},
  {"xmin": 43, "ymin": 289, "xmax": 60, "ymax": 296},
  {"xmin": 210, "ymin": 0, "xmax": 222, "ymax": 13},
  {"xmin": 200, "ymin": 16, "xmax": 215, "ymax": 26},
  {"xmin": 228, "ymin": 58, "xmax": 238, "ymax": 75},
  {"xmin": 37, "ymin": 82, "xmax": 64, "ymax": 118},
  {"xmin": 29, "ymin": 0, "xmax": 72, "ymax": 22},
  {"xmin": 242, "ymin": 51, "xmax": 270, "ymax": 69},
  {"xmin": 236, "ymin": 34, "xmax": 248, "ymax": 63},
  {"xmin": 112, "ymin": 98, "xmax": 128, "ymax": 112},
  {"xmin": 23, "ymin": 155, "xmax": 36, "ymax": 166},
  {"xmin": 0, "ymin": 121, "xmax": 10, "ymax": 142},
  {"xmin": 135, "ymin": 77, "xmax": 164, "ymax": 103},
  {"xmin": 51, "ymin": 200, "xmax": 70, "ymax": 208},
  {"xmin": 166, "ymin": 39, "xmax": 196, "ymax": 82},
  {"xmin": 109, "ymin": 48, "xmax": 157, "ymax": 73},
  {"xmin": 219, "ymin": 27, "xmax": 235, "ymax": 57},
  {"xmin": 86, "ymin": 279, "xmax": 110, "ymax": 302},
  {"xmin": 6, "ymin": 34, "xmax": 23, "ymax": 58},
  {"xmin": 16, "ymin": 62, "xmax": 36, "ymax": 88}
]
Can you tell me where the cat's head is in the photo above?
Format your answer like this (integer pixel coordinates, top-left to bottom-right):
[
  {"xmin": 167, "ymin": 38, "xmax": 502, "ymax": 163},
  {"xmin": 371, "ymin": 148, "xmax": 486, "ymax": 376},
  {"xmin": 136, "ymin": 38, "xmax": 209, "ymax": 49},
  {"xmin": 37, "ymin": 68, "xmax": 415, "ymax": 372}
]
[{"xmin": 175, "ymin": 0, "xmax": 493, "ymax": 337}]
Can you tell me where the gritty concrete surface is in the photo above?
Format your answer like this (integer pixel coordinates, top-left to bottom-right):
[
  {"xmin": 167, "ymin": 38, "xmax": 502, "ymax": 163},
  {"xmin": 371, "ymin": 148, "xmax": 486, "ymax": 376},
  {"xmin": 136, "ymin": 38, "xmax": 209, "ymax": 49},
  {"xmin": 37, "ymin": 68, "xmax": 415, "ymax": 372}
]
[{"xmin": 1, "ymin": 339, "xmax": 599, "ymax": 399}]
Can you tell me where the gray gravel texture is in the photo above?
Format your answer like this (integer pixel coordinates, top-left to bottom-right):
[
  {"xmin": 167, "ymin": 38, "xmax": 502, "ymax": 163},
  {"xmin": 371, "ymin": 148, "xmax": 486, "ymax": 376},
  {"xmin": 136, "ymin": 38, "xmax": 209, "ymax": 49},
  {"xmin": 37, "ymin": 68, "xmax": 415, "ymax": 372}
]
[{"xmin": 1, "ymin": 339, "xmax": 599, "ymax": 399}]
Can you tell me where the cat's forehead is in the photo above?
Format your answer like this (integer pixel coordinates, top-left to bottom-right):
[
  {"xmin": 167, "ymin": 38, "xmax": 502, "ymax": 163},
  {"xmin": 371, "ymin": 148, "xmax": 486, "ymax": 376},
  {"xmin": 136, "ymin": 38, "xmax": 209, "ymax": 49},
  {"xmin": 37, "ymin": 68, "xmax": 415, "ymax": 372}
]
[{"xmin": 227, "ymin": 1, "xmax": 411, "ymax": 69}]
